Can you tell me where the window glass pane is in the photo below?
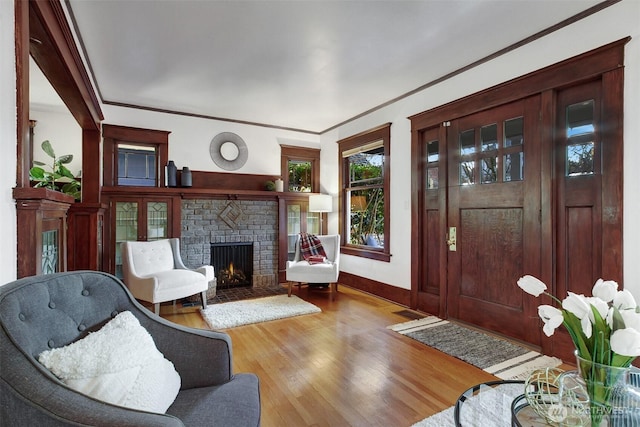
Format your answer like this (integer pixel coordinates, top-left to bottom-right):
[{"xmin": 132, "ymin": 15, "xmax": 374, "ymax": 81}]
[
  {"xmin": 306, "ymin": 212, "xmax": 320, "ymax": 235},
  {"xmin": 147, "ymin": 156, "xmax": 156, "ymax": 182},
  {"xmin": 504, "ymin": 117, "xmax": 524, "ymax": 147},
  {"xmin": 147, "ymin": 202, "xmax": 168, "ymax": 241},
  {"xmin": 460, "ymin": 129, "xmax": 475, "ymax": 155},
  {"xmin": 348, "ymin": 188, "xmax": 384, "ymax": 248},
  {"xmin": 566, "ymin": 100, "xmax": 595, "ymax": 176},
  {"xmin": 117, "ymin": 144, "xmax": 156, "ymax": 186},
  {"xmin": 567, "ymin": 141, "xmax": 595, "ymax": 176},
  {"xmin": 288, "ymin": 160, "xmax": 312, "ymax": 192},
  {"xmin": 348, "ymin": 147, "xmax": 384, "ymax": 188},
  {"xmin": 481, "ymin": 157, "xmax": 498, "ymax": 183},
  {"xmin": 115, "ymin": 201, "xmax": 138, "ymax": 278},
  {"xmin": 460, "ymin": 161, "xmax": 475, "ymax": 185},
  {"xmin": 504, "ymin": 152, "xmax": 524, "ymax": 181},
  {"xmin": 427, "ymin": 167, "xmax": 438, "ymax": 189},
  {"xmin": 287, "ymin": 204, "xmax": 301, "ymax": 235},
  {"xmin": 427, "ymin": 139, "xmax": 439, "ymax": 163},
  {"xmin": 567, "ymin": 100, "xmax": 595, "ymax": 137},
  {"xmin": 286, "ymin": 204, "xmax": 302, "ymax": 261},
  {"xmin": 127, "ymin": 152, "xmax": 148, "ymax": 178},
  {"xmin": 42, "ymin": 230, "xmax": 58, "ymax": 274},
  {"xmin": 481, "ymin": 124, "xmax": 498, "ymax": 151}
]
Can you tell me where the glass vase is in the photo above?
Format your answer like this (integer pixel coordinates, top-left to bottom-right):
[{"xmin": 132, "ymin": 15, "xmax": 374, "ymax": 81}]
[{"xmin": 558, "ymin": 352, "xmax": 640, "ymax": 426}]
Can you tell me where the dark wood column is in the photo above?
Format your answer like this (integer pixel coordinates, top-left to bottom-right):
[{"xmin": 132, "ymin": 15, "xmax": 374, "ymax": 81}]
[{"xmin": 16, "ymin": 0, "xmax": 105, "ymax": 275}]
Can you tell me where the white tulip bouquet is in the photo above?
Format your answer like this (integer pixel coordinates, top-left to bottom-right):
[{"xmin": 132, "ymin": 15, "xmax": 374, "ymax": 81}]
[
  {"xmin": 517, "ymin": 275, "xmax": 640, "ymax": 365},
  {"xmin": 517, "ymin": 275, "xmax": 640, "ymax": 425}
]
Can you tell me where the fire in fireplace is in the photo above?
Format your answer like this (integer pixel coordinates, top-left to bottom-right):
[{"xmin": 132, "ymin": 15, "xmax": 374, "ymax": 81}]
[{"xmin": 210, "ymin": 242, "xmax": 253, "ymax": 288}]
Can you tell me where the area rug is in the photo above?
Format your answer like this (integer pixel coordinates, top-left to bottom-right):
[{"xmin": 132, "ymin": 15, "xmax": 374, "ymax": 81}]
[
  {"xmin": 200, "ymin": 294, "xmax": 321, "ymax": 329},
  {"xmin": 388, "ymin": 316, "xmax": 562, "ymax": 380},
  {"xmin": 410, "ymin": 382, "xmax": 523, "ymax": 427}
]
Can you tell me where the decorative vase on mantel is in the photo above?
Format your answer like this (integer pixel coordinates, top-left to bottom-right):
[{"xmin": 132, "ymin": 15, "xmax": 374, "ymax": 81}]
[
  {"xmin": 181, "ymin": 166, "xmax": 192, "ymax": 188},
  {"xmin": 558, "ymin": 352, "xmax": 640, "ymax": 426},
  {"xmin": 166, "ymin": 160, "xmax": 177, "ymax": 187}
]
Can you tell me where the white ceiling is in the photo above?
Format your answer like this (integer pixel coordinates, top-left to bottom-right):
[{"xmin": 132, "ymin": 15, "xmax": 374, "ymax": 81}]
[{"xmin": 52, "ymin": 0, "xmax": 604, "ymax": 134}]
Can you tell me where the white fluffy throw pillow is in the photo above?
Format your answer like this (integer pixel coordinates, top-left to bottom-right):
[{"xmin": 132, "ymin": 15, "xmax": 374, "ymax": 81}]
[{"xmin": 38, "ymin": 311, "xmax": 181, "ymax": 413}]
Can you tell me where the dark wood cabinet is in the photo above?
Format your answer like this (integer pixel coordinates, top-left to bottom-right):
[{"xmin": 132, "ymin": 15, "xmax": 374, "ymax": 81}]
[
  {"xmin": 277, "ymin": 195, "xmax": 324, "ymax": 282},
  {"xmin": 102, "ymin": 189, "xmax": 181, "ymax": 278},
  {"xmin": 13, "ymin": 188, "xmax": 74, "ymax": 278},
  {"xmin": 67, "ymin": 203, "xmax": 107, "ymax": 272}
]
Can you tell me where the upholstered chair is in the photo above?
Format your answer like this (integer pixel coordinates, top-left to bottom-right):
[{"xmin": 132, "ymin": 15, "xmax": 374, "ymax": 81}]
[
  {"xmin": 286, "ymin": 234, "xmax": 340, "ymax": 300},
  {"xmin": 0, "ymin": 271, "xmax": 261, "ymax": 426},
  {"xmin": 121, "ymin": 238, "xmax": 213, "ymax": 314}
]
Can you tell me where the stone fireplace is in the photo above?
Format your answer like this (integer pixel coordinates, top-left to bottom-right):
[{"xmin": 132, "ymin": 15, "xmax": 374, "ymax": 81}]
[
  {"xmin": 210, "ymin": 242, "xmax": 253, "ymax": 288},
  {"xmin": 180, "ymin": 199, "xmax": 278, "ymax": 288}
]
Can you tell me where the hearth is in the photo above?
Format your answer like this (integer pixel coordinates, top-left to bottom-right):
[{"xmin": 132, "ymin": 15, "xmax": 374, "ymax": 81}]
[{"xmin": 210, "ymin": 242, "xmax": 253, "ymax": 289}]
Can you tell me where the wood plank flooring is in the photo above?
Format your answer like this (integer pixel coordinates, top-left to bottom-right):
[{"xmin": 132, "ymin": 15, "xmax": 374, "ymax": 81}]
[{"xmin": 159, "ymin": 285, "xmax": 505, "ymax": 427}]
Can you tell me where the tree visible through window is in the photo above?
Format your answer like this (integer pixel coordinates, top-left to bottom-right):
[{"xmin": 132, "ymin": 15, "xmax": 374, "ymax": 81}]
[
  {"xmin": 346, "ymin": 146, "xmax": 384, "ymax": 246},
  {"xmin": 338, "ymin": 123, "xmax": 391, "ymax": 261}
]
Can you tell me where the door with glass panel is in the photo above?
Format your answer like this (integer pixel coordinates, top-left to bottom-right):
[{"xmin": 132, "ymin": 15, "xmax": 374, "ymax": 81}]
[
  {"xmin": 550, "ymin": 80, "xmax": 610, "ymax": 360},
  {"xmin": 113, "ymin": 198, "xmax": 170, "ymax": 278},
  {"xmin": 445, "ymin": 97, "xmax": 542, "ymax": 345},
  {"xmin": 417, "ymin": 125, "xmax": 448, "ymax": 316}
]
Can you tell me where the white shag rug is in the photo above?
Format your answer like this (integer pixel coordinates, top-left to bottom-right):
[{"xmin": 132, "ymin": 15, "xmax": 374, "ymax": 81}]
[
  {"xmin": 200, "ymin": 294, "xmax": 321, "ymax": 329},
  {"xmin": 411, "ymin": 383, "xmax": 524, "ymax": 427}
]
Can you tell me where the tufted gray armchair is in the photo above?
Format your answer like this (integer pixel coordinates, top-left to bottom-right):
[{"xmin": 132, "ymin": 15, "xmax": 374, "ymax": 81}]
[{"xmin": 0, "ymin": 271, "xmax": 261, "ymax": 426}]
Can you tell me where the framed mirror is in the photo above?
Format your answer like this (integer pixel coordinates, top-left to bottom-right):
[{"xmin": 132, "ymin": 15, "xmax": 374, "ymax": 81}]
[{"xmin": 210, "ymin": 132, "xmax": 248, "ymax": 170}]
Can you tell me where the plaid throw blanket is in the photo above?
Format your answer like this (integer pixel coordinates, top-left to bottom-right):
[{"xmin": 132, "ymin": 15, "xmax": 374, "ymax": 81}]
[{"xmin": 299, "ymin": 232, "xmax": 326, "ymax": 261}]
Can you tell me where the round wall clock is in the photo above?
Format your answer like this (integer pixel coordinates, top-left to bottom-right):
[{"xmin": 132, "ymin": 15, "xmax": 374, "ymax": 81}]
[{"xmin": 209, "ymin": 132, "xmax": 248, "ymax": 171}]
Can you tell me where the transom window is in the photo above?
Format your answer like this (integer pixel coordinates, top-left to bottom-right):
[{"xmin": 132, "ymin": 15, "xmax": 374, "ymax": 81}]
[{"xmin": 338, "ymin": 123, "xmax": 391, "ymax": 262}]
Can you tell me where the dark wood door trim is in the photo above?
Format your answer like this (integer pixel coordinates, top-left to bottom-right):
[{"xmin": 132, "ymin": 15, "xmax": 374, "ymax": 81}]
[{"xmin": 409, "ymin": 38, "xmax": 628, "ymax": 131}]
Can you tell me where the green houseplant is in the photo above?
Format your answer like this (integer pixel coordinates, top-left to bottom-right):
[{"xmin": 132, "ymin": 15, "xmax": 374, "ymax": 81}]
[{"xmin": 29, "ymin": 140, "xmax": 81, "ymax": 201}]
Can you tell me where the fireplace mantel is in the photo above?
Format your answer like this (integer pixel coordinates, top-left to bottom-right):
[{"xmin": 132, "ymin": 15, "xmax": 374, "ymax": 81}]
[{"xmin": 101, "ymin": 186, "xmax": 318, "ymax": 201}]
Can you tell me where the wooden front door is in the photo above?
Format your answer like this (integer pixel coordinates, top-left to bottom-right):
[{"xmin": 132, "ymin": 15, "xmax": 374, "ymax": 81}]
[
  {"xmin": 445, "ymin": 98, "xmax": 543, "ymax": 345},
  {"xmin": 411, "ymin": 42, "xmax": 625, "ymax": 358}
]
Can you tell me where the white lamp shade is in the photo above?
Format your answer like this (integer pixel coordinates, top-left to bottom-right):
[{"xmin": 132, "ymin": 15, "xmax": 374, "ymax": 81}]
[{"xmin": 308, "ymin": 194, "xmax": 332, "ymax": 212}]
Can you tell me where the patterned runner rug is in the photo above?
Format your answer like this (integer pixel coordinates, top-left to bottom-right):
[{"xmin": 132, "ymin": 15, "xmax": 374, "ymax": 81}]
[{"xmin": 388, "ymin": 316, "xmax": 562, "ymax": 380}]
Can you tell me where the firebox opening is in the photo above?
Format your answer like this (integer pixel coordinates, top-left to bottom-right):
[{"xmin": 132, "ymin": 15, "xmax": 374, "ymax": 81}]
[{"xmin": 210, "ymin": 242, "xmax": 253, "ymax": 289}]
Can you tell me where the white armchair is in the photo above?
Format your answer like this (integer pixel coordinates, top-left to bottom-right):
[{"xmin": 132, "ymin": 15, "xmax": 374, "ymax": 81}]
[
  {"xmin": 286, "ymin": 234, "xmax": 340, "ymax": 300},
  {"xmin": 121, "ymin": 238, "xmax": 214, "ymax": 314}
]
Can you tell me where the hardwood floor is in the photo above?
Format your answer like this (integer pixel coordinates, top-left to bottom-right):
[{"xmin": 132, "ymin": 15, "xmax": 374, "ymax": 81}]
[{"xmin": 160, "ymin": 285, "xmax": 500, "ymax": 427}]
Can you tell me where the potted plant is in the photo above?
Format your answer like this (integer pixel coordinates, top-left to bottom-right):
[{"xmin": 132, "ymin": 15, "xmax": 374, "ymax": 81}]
[{"xmin": 29, "ymin": 140, "xmax": 81, "ymax": 201}]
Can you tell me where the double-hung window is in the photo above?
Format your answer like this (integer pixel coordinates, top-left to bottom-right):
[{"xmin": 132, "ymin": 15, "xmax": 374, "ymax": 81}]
[{"xmin": 338, "ymin": 123, "xmax": 391, "ymax": 261}]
